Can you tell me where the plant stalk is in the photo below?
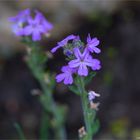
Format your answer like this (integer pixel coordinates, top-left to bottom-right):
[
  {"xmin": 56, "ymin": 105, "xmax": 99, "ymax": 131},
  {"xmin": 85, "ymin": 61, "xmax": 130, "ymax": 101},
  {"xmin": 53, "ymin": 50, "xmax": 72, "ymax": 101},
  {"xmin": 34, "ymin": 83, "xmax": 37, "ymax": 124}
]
[
  {"xmin": 78, "ymin": 77, "xmax": 93, "ymax": 140},
  {"xmin": 24, "ymin": 39, "xmax": 66, "ymax": 139}
]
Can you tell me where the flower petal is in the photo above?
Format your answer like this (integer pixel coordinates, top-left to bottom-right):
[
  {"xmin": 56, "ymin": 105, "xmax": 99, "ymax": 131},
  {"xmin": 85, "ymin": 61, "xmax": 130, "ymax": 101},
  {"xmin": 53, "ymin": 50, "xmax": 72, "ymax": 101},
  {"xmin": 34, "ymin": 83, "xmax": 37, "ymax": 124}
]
[
  {"xmin": 43, "ymin": 20, "xmax": 53, "ymax": 31},
  {"xmin": 91, "ymin": 38, "xmax": 100, "ymax": 46},
  {"xmin": 69, "ymin": 59, "xmax": 80, "ymax": 68},
  {"xmin": 56, "ymin": 73, "xmax": 65, "ymax": 83},
  {"xmin": 12, "ymin": 24, "xmax": 24, "ymax": 36},
  {"xmin": 84, "ymin": 55, "xmax": 94, "ymax": 67},
  {"xmin": 61, "ymin": 65, "xmax": 75, "ymax": 73},
  {"xmin": 24, "ymin": 25, "xmax": 33, "ymax": 35},
  {"xmin": 32, "ymin": 30, "xmax": 41, "ymax": 41},
  {"xmin": 64, "ymin": 74, "xmax": 73, "ymax": 85},
  {"xmin": 51, "ymin": 45, "xmax": 61, "ymax": 53},
  {"xmin": 73, "ymin": 47, "xmax": 82, "ymax": 59},
  {"xmin": 82, "ymin": 48, "xmax": 89, "ymax": 59},
  {"xmin": 78, "ymin": 63, "xmax": 88, "ymax": 76},
  {"xmin": 93, "ymin": 47, "xmax": 101, "ymax": 54},
  {"xmin": 37, "ymin": 25, "xmax": 45, "ymax": 33},
  {"xmin": 61, "ymin": 66, "xmax": 68, "ymax": 72},
  {"xmin": 87, "ymin": 33, "xmax": 91, "ymax": 43},
  {"xmin": 92, "ymin": 59, "xmax": 101, "ymax": 70}
]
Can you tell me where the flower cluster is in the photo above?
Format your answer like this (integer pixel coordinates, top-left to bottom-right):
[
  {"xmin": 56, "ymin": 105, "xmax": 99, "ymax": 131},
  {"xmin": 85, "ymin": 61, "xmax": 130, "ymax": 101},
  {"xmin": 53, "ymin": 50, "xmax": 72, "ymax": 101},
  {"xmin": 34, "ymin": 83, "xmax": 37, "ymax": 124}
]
[
  {"xmin": 52, "ymin": 34, "xmax": 101, "ymax": 85},
  {"xmin": 9, "ymin": 9, "xmax": 53, "ymax": 41}
]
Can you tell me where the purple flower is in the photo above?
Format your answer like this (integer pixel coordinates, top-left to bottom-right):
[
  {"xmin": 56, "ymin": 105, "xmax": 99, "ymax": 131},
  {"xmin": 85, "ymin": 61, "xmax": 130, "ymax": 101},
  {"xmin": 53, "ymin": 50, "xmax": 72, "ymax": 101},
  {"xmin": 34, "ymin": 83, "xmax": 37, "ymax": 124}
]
[
  {"xmin": 88, "ymin": 91, "xmax": 100, "ymax": 101},
  {"xmin": 92, "ymin": 59, "xmax": 101, "ymax": 70},
  {"xmin": 35, "ymin": 10, "xmax": 53, "ymax": 33},
  {"xmin": 86, "ymin": 34, "xmax": 101, "ymax": 53},
  {"xmin": 56, "ymin": 65, "xmax": 75, "ymax": 85},
  {"xmin": 69, "ymin": 48, "xmax": 96, "ymax": 76},
  {"xmin": 51, "ymin": 35, "xmax": 76, "ymax": 53},
  {"xmin": 24, "ymin": 11, "xmax": 53, "ymax": 41},
  {"xmin": 9, "ymin": 9, "xmax": 30, "ymax": 36},
  {"xmin": 9, "ymin": 9, "xmax": 53, "ymax": 41}
]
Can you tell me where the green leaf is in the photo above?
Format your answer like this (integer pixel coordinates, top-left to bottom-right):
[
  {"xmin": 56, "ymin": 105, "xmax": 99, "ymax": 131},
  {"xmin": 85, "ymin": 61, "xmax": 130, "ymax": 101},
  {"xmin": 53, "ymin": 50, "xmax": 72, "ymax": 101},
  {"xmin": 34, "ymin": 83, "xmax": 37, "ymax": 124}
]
[
  {"xmin": 14, "ymin": 122, "xmax": 26, "ymax": 140},
  {"xmin": 38, "ymin": 53, "xmax": 47, "ymax": 65},
  {"xmin": 68, "ymin": 85, "xmax": 80, "ymax": 95},
  {"xmin": 91, "ymin": 119, "xmax": 100, "ymax": 136},
  {"xmin": 84, "ymin": 71, "xmax": 96, "ymax": 85}
]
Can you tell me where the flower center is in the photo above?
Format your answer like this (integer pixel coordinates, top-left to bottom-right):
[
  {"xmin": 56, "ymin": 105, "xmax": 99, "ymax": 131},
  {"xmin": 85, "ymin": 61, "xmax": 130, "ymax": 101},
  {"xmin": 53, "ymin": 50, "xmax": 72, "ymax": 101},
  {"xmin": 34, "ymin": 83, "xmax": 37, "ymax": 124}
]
[{"xmin": 32, "ymin": 23, "xmax": 37, "ymax": 28}]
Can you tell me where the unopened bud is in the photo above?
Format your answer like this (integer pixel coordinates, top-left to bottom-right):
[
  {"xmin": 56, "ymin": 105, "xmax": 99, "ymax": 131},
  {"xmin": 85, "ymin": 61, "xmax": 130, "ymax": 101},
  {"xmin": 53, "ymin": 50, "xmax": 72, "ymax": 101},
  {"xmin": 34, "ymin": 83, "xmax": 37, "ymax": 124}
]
[
  {"xmin": 78, "ymin": 126, "xmax": 87, "ymax": 138},
  {"xmin": 90, "ymin": 102, "xmax": 100, "ymax": 111},
  {"xmin": 88, "ymin": 91, "xmax": 100, "ymax": 101}
]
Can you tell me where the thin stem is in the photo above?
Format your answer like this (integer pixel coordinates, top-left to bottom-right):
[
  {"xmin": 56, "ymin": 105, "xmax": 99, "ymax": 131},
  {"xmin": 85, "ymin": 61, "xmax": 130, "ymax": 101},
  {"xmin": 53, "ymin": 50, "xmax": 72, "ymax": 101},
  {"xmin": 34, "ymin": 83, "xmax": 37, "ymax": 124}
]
[
  {"xmin": 25, "ymin": 42, "xmax": 66, "ymax": 139},
  {"xmin": 40, "ymin": 79, "xmax": 66, "ymax": 139},
  {"xmin": 78, "ymin": 77, "xmax": 92, "ymax": 140},
  {"xmin": 40, "ymin": 111, "xmax": 49, "ymax": 139},
  {"xmin": 14, "ymin": 123, "xmax": 26, "ymax": 140}
]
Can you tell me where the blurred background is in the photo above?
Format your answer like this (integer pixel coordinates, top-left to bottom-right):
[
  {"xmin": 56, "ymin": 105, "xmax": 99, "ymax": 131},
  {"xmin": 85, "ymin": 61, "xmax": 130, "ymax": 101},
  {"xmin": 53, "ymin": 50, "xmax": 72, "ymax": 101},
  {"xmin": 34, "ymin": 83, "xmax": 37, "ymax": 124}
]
[{"xmin": 0, "ymin": 0, "xmax": 140, "ymax": 139}]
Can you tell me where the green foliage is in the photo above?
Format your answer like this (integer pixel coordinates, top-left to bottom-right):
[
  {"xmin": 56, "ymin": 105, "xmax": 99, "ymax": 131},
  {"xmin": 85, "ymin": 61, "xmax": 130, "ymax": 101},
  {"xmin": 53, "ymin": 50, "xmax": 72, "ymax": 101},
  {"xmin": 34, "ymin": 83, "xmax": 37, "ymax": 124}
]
[
  {"xmin": 91, "ymin": 119, "xmax": 100, "ymax": 135},
  {"xmin": 68, "ymin": 84, "xmax": 79, "ymax": 95},
  {"xmin": 68, "ymin": 72, "xmax": 96, "ymax": 95},
  {"xmin": 22, "ymin": 37, "xmax": 66, "ymax": 139},
  {"xmin": 40, "ymin": 112, "xmax": 50, "ymax": 140},
  {"xmin": 14, "ymin": 123, "xmax": 26, "ymax": 140},
  {"xmin": 75, "ymin": 77, "xmax": 99, "ymax": 140},
  {"xmin": 84, "ymin": 71, "xmax": 96, "ymax": 85}
]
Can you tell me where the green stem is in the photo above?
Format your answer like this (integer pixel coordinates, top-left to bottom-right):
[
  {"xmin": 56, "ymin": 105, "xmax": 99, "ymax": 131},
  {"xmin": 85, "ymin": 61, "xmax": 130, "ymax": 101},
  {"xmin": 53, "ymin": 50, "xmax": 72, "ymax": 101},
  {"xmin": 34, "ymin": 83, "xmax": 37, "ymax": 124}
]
[
  {"xmin": 78, "ymin": 77, "xmax": 92, "ymax": 140},
  {"xmin": 25, "ymin": 41, "xmax": 66, "ymax": 139},
  {"xmin": 40, "ymin": 80, "xmax": 66, "ymax": 139},
  {"xmin": 40, "ymin": 111, "xmax": 49, "ymax": 139},
  {"xmin": 14, "ymin": 123, "xmax": 26, "ymax": 140}
]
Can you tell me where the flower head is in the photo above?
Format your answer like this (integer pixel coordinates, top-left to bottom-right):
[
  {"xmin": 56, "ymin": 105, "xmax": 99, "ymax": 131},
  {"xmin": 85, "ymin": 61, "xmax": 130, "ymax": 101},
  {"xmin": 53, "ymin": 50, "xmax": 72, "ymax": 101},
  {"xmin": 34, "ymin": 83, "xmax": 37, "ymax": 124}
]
[
  {"xmin": 86, "ymin": 34, "xmax": 101, "ymax": 53},
  {"xmin": 9, "ymin": 9, "xmax": 53, "ymax": 40},
  {"xmin": 9, "ymin": 9, "xmax": 30, "ymax": 36},
  {"xmin": 69, "ymin": 48, "xmax": 100, "ymax": 76},
  {"xmin": 51, "ymin": 35, "xmax": 76, "ymax": 53},
  {"xmin": 56, "ymin": 65, "xmax": 75, "ymax": 85},
  {"xmin": 24, "ymin": 11, "xmax": 53, "ymax": 41},
  {"xmin": 52, "ymin": 34, "xmax": 101, "ymax": 85}
]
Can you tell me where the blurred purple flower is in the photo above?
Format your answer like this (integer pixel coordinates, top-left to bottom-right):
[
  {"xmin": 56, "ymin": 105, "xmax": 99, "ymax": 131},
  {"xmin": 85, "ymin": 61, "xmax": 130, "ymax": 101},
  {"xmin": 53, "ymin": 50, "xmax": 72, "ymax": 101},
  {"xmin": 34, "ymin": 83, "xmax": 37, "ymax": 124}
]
[
  {"xmin": 69, "ymin": 48, "xmax": 99, "ymax": 76},
  {"xmin": 9, "ymin": 9, "xmax": 53, "ymax": 41},
  {"xmin": 24, "ymin": 11, "xmax": 53, "ymax": 41},
  {"xmin": 9, "ymin": 9, "xmax": 30, "ymax": 36},
  {"xmin": 56, "ymin": 65, "xmax": 75, "ymax": 85},
  {"xmin": 86, "ymin": 34, "xmax": 101, "ymax": 53},
  {"xmin": 35, "ymin": 10, "xmax": 53, "ymax": 33},
  {"xmin": 51, "ymin": 35, "xmax": 76, "ymax": 53}
]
